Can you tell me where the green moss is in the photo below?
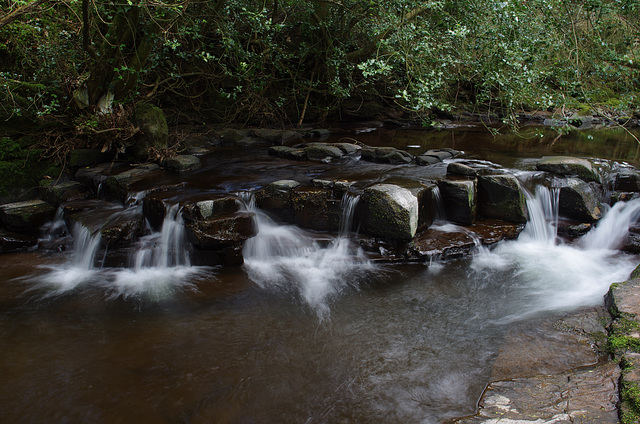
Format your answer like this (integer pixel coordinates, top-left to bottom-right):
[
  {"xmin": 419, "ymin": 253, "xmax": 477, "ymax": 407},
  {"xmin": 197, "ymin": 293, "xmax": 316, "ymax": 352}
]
[
  {"xmin": 608, "ymin": 316, "xmax": 640, "ymax": 354},
  {"xmin": 630, "ymin": 264, "xmax": 640, "ymax": 280}
]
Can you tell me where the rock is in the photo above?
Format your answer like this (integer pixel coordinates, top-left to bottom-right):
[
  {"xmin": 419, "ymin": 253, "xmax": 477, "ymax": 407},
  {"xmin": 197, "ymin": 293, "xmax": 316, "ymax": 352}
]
[
  {"xmin": 415, "ymin": 155, "xmax": 441, "ymax": 166},
  {"xmin": 254, "ymin": 180, "xmax": 300, "ymax": 222},
  {"xmin": 559, "ymin": 178, "xmax": 604, "ymax": 222},
  {"xmin": 409, "ymin": 228, "xmax": 476, "ymax": 259},
  {"xmin": 303, "ymin": 143, "xmax": 344, "ymax": 161},
  {"xmin": 0, "ymin": 199, "xmax": 56, "ymax": 235},
  {"xmin": 218, "ymin": 128, "xmax": 249, "ymax": 145},
  {"xmin": 163, "ymin": 155, "xmax": 201, "ymax": 173},
  {"xmin": 142, "ymin": 196, "xmax": 168, "ymax": 231},
  {"xmin": 438, "ymin": 179, "xmax": 477, "ymax": 226},
  {"xmin": 181, "ymin": 196, "xmax": 242, "ymax": 222},
  {"xmin": 98, "ymin": 208, "xmax": 146, "ymax": 247},
  {"xmin": 39, "ymin": 181, "xmax": 90, "ymax": 206},
  {"xmin": 74, "ymin": 162, "xmax": 123, "ymax": 194},
  {"xmin": 537, "ymin": 156, "xmax": 601, "ymax": 183},
  {"xmin": 250, "ymin": 129, "xmax": 302, "ymax": 145},
  {"xmin": 0, "ymin": 229, "xmax": 37, "ymax": 252},
  {"xmin": 290, "ymin": 188, "xmax": 342, "ymax": 231},
  {"xmin": 478, "ymin": 174, "xmax": 528, "ymax": 223},
  {"xmin": 305, "ymin": 128, "xmax": 331, "ymax": 139},
  {"xmin": 422, "ymin": 149, "xmax": 458, "ymax": 161},
  {"xmin": 102, "ymin": 163, "xmax": 160, "ymax": 203},
  {"xmin": 68, "ymin": 149, "xmax": 112, "ymax": 168},
  {"xmin": 131, "ymin": 103, "xmax": 168, "ymax": 161},
  {"xmin": 234, "ymin": 136, "xmax": 269, "ymax": 149},
  {"xmin": 447, "ymin": 162, "xmax": 477, "ymax": 177},
  {"xmin": 458, "ymin": 362, "xmax": 620, "ymax": 423},
  {"xmin": 361, "ymin": 184, "xmax": 419, "ymax": 241},
  {"xmin": 184, "ymin": 212, "xmax": 257, "ymax": 248},
  {"xmin": 361, "ymin": 147, "xmax": 414, "ymax": 164},
  {"xmin": 330, "ymin": 143, "xmax": 361, "ymax": 155},
  {"xmin": 269, "ymin": 145, "xmax": 297, "ymax": 158},
  {"xmin": 64, "ymin": 201, "xmax": 145, "ymax": 247},
  {"xmin": 615, "ymin": 170, "xmax": 640, "ymax": 192}
]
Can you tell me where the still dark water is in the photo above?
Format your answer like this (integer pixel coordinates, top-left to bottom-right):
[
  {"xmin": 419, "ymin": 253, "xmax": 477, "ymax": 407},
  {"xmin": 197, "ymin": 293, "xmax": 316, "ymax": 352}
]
[{"xmin": 1, "ymin": 126, "xmax": 639, "ymax": 423}]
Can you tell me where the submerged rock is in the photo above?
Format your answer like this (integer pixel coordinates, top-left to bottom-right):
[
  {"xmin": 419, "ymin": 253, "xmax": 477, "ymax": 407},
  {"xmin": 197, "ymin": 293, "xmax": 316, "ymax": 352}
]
[
  {"xmin": 0, "ymin": 229, "xmax": 38, "ymax": 252},
  {"xmin": 537, "ymin": 156, "xmax": 601, "ymax": 183},
  {"xmin": 478, "ymin": 174, "xmax": 528, "ymax": 223},
  {"xmin": 438, "ymin": 178, "xmax": 477, "ymax": 226},
  {"xmin": 361, "ymin": 184, "xmax": 418, "ymax": 241},
  {"xmin": 0, "ymin": 200, "xmax": 56, "ymax": 235}
]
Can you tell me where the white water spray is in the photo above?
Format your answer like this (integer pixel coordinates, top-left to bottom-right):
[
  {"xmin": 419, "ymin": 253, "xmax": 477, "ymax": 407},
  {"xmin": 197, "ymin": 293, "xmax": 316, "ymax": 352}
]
[
  {"xmin": 242, "ymin": 192, "xmax": 376, "ymax": 319},
  {"xmin": 472, "ymin": 190, "xmax": 639, "ymax": 322}
]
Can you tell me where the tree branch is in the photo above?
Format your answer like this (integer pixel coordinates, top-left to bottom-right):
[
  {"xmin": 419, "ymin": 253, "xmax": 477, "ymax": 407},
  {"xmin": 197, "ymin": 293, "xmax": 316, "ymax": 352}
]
[{"xmin": 0, "ymin": 0, "xmax": 47, "ymax": 30}]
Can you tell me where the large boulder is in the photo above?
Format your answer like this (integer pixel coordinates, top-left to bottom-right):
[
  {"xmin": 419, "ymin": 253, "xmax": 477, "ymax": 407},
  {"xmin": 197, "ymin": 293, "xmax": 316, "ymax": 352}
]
[
  {"xmin": 437, "ymin": 179, "xmax": 477, "ymax": 226},
  {"xmin": 0, "ymin": 199, "xmax": 56, "ymax": 235},
  {"xmin": 559, "ymin": 178, "xmax": 604, "ymax": 222},
  {"xmin": 478, "ymin": 174, "xmax": 528, "ymax": 223},
  {"xmin": 304, "ymin": 143, "xmax": 345, "ymax": 161},
  {"xmin": 537, "ymin": 156, "xmax": 601, "ymax": 183},
  {"xmin": 361, "ymin": 184, "xmax": 419, "ymax": 241}
]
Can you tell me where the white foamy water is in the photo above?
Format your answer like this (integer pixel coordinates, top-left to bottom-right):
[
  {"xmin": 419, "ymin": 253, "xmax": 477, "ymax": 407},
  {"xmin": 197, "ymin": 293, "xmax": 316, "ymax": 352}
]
[
  {"xmin": 472, "ymin": 188, "xmax": 639, "ymax": 322},
  {"xmin": 33, "ymin": 205, "xmax": 207, "ymax": 300},
  {"xmin": 242, "ymin": 193, "xmax": 376, "ymax": 319}
]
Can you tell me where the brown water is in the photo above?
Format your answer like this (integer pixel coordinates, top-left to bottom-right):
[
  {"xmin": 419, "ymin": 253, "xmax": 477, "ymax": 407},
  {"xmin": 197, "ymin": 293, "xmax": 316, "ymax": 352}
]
[{"xmin": 1, "ymin": 126, "xmax": 639, "ymax": 423}]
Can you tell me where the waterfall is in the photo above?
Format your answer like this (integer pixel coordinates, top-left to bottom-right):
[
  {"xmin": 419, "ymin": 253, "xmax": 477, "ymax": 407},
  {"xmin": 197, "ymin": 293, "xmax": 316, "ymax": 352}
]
[
  {"xmin": 133, "ymin": 204, "xmax": 191, "ymax": 269},
  {"xmin": 432, "ymin": 186, "xmax": 447, "ymax": 225},
  {"xmin": 472, "ymin": 192, "xmax": 638, "ymax": 322},
  {"xmin": 519, "ymin": 185, "xmax": 560, "ymax": 244},
  {"xmin": 242, "ymin": 191, "xmax": 375, "ymax": 319},
  {"xmin": 34, "ymin": 203, "xmax": 205, "ymax": 299},
  {"xmin": 580, "ymin": 198, "xmax": 640, "ymax": 250}
]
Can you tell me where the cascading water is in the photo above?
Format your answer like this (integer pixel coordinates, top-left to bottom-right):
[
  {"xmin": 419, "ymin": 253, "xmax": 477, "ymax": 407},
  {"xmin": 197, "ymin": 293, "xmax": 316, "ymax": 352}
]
[
  {"xmin": 472, "ymin": 187, "xmax": 639, "ymax": 322},
  {"xmin": 242, "ymin": 191, "xmax": 376, "ymax": 319},
  {"xmin": 34, "ymin": 204, "xmax": 206, "ymax": 300},
  {"xmin": 102, "ymin": 204, "xmax": 204, "ymax": 300},
  {"xmin": 519, "ymin": 185, "xmax": 560, "ymax": 244},
  {"xmin": 35, "ymin": 222, "xmax": 103, "ymax": 293}
]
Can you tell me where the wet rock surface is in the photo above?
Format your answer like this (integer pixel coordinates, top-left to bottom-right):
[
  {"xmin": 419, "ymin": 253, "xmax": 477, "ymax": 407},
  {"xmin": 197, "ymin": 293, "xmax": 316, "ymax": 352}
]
[
  {"xmin": 537, "ymin": 156, "xmax": 602, "ymax": 183},
  {"xmin": 0, "ymin": 199, "xmax": 56, "ymax": 235},
  {"xmin": 458, "ymin": 307, "xmax": 619, "ymax": 423},
  {"xmin": 361, "ymin": 184, "xmax": 419, "ymax": 241}
]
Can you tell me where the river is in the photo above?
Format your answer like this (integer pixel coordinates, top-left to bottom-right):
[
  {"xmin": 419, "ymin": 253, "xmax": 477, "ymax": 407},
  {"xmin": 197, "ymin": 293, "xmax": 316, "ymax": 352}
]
[{"xmin": 0, "ymin": 125, "xmax": 639, "ymax": 423}]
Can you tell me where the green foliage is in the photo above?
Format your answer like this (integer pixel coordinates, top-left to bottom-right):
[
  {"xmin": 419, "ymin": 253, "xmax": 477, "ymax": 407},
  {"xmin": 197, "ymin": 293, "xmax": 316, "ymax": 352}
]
[
  {"xmin": 0, "ymin": 0, "xmax": 638, "ymax": 126},
  {"xmin": 0, "ymin": 137, "xmax": 60, "ymax": 197}
]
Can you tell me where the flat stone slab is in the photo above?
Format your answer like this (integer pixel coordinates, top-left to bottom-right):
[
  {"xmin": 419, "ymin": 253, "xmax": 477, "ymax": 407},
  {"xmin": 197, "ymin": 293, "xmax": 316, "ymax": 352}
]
[
  {"xmin": 459, "ymin": 361, "xmax": 620, "ymax": 423},
  {"xmin": 537, "ymin": 156, "xmax": 601, "ymax": 183},
  {"xmin": 0, "ymin": 199, "xmax": 56, "ymax": 234}
]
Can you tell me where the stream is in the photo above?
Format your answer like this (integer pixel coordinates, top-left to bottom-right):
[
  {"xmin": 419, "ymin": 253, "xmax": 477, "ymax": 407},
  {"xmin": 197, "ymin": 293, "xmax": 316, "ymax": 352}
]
[{"xmin": 1, "ymin": 126, "xmax": 640, "ymax": 423}]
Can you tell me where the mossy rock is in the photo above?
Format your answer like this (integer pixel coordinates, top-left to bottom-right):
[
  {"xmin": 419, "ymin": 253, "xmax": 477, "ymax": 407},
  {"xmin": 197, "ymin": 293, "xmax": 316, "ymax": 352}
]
[
  {"xmin": 130, "ymin": 103, "xmax": 168, "ymax": 161},
  {"xmin": 537, "ymin": 156, "xmax": 601, "ymax": 183}
]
